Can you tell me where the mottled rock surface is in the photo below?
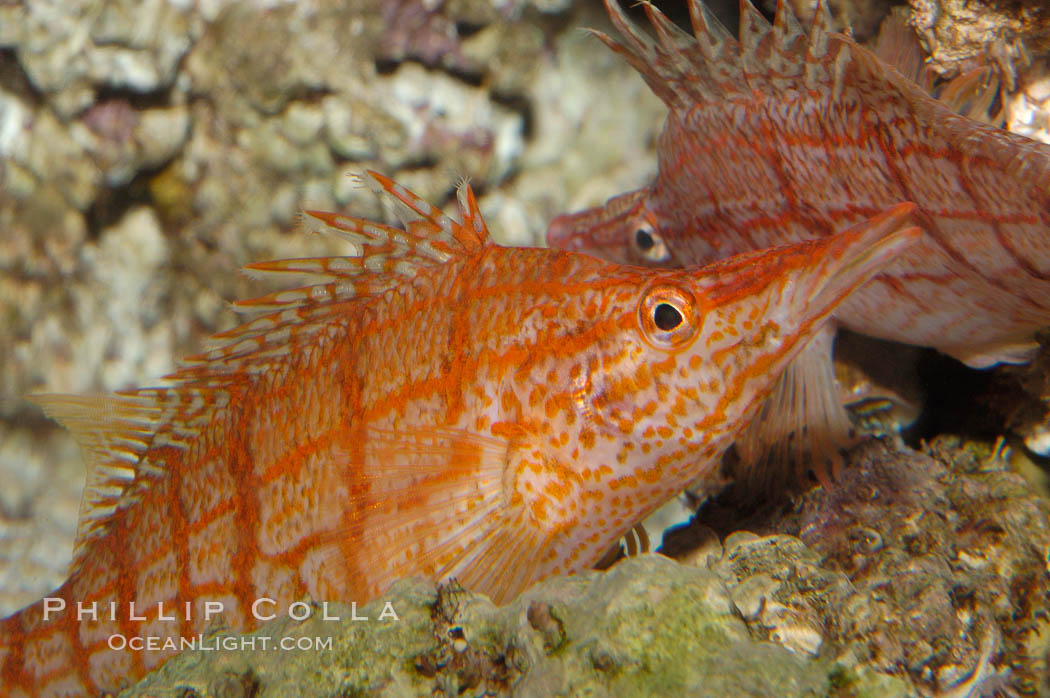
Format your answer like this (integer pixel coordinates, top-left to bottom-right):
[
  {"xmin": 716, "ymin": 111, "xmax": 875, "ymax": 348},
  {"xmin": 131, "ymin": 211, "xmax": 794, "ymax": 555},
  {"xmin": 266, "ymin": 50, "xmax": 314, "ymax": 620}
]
[
  {"xmin": 121, "ymin": 556, "xmax": 874, "ymax": 697},
  {"xmin": 684, "ymin": 438, "xmax": 1050, "ymax": 696},
  {"xmin": 909, "ymin": 0, "xmax": 1050, "ymax": 81}
]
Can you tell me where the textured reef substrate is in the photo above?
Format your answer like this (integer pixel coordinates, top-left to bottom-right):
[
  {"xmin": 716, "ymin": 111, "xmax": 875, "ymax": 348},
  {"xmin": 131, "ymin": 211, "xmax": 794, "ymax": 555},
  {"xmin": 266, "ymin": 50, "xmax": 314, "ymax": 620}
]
[{"xmin": 124, "ymin": 438, "xmax": 1050, "ymax": 696}]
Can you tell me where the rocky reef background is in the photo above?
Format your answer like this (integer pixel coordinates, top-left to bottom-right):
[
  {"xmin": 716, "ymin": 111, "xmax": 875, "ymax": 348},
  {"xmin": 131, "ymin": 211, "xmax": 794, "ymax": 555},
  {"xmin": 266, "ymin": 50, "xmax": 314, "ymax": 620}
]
[{"xmin": 1, "ymin": 0, "xmax": 1049, "ymax": 695}]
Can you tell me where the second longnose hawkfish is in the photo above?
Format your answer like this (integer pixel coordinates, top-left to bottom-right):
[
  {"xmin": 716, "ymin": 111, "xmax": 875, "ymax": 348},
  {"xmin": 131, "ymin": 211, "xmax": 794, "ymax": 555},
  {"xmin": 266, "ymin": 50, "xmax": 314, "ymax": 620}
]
[
  {"xmin": 0, "ymin": 173, "xmax": 918, "ymax": 695},
  {"xmin": 547, "ymin": 0, "xmax": 1050, "ymax": 483}
]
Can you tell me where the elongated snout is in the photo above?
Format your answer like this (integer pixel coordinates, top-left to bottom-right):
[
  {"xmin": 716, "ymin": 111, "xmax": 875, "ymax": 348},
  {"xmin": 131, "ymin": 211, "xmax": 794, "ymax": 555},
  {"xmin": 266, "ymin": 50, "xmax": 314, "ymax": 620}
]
[{"xmin": 699, "ymin": 203, "xmax": 921, "ymax": 330}]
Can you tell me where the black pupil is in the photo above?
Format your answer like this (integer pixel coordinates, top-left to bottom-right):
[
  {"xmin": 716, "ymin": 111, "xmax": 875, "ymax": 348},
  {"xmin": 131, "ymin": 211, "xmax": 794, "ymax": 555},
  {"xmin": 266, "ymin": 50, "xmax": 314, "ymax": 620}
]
[
  {"xmin": 635, "ymin": 228, "xmax": 655, "ymax": 251},
  {"xmin": 653, "ymin": 303, "xmax": 683, "ymax": 331}
]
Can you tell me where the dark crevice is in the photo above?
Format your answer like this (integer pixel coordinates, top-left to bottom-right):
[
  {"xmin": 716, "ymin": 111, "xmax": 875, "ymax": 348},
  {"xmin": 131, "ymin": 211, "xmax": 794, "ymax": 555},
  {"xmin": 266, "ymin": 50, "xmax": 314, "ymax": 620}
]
[
  {"xmin": 906, "ymin": 349, "xmax": 1003, "ymax": 445},
  {"xmin": 0, "ymin": 48, "xmax": 44, "ymax": 107},
  {"xmin": 491, "ymin": 91, "xmax": 534, "ymax": 141},
  {"xmin": 461, "ymin": 176, "xmax": 488, "ymax": 199},
  {"xmin": 281, "ymin": 85, "xmax": 336, "ymax": 107},
  {"xmin": 90, "ymin": 85, "xmax": 173, "ymax": 112},
  {"xmin": 375, "ymin": 57, "xmax": 400, "ymax": 75},
  {"xmin": 455, "ymin": 21, "xmax": 485, "ymax": 38},
  {"xmin": 374, "ymin": 56, "xmax": 484, "ymax": 87},
  {"xmin": 3, "ymin": 407, "xmax": 63, "ymax": 433},
  {"xmin": 437, "ymin": 62, "xmax": 484, "ymax": 87},
  {"xmin": 84, "ymin": 163, "xmax": 168, "ymax": 241},
  {"xmin": 396, "ymin": 154, "xmax": 441, "ymax": 172}
]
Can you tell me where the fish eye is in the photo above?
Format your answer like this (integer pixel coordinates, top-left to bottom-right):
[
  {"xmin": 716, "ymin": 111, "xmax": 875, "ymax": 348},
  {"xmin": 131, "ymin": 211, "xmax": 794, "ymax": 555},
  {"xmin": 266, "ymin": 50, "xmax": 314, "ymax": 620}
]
[
  {"xmin": 653, "ymin": 303, "xmax": 682, "ymax": 330},
  {"xmin": 635, "ymin": 228, "xmax": 655, "ymax": 251},
  {"xmin": 632, "ymin": 223, "xmax": 670, "ymax": 263},
  {"xmin": 638, "ymin": 285, "xmax": 700, "ymax": 350}
]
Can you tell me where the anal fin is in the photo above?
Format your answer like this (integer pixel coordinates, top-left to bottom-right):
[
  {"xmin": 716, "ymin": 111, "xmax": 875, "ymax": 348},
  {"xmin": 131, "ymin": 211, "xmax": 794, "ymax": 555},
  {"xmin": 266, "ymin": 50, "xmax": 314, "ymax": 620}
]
[{"xmin": 944, "ymin": 336, "xmax": 1040, "ymax": 369}]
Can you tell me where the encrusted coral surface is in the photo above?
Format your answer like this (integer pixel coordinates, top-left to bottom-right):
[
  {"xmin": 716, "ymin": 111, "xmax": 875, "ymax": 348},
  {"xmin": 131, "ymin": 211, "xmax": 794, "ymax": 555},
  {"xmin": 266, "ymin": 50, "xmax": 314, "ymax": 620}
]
[
  {"xmin": 690, "ymin": 438, "xmax": 1050, "ymax": 695},
  {"xmin": 909, "ymin": 0, "xmax": 1050, "ymax": 80},
  {"xmin": 121, "ymin": 555, "xmax": 871, "ymax": 697}
]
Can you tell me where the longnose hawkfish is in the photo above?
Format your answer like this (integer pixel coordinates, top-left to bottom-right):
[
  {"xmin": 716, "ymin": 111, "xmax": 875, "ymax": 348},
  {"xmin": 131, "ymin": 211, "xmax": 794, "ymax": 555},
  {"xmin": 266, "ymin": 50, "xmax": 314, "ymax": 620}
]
[
  {"xmin": 0, "ymin": 171, "xmax": 918, "ymax": 696},
  {"xmin": 546, "ymin": 0, "xmax": 1050, "ymax": 483}
]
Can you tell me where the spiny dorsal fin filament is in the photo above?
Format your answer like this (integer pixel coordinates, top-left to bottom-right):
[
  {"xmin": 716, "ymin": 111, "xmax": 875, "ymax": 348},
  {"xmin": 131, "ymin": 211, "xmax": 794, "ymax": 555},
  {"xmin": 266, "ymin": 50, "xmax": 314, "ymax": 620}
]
[
  {"xmin": 772, "ymin": 0, "xmax": 805, "ymax": 50},
  {"xmin": 355, "ymin": 171, "xmax": 455, "ymax": 238},
  {"xmin": 768, "ymin": 0, "xmax": 806, "ymax": 85},
  {"xmin": 599, "ymin": 0, "xmax": 846, "ymax": 110},
  {"xmin": 594, "ymin": 2, "xmax": 674, "ymax": 103},
  {"xmin": 738, "ymin": 0, "xmax": 773, "ymax": 86},
  {"xmin": 177, "ymin": 172, "xmax": 494, "ymax": 379},
  {"xmin": 803, "ymin": 0, "xmax": 834, "ymax": 90},
  {"xmin": 454, "ymin": 177, "xmax": 490, "ymax": 250},
  {"xmin": 686, "ymin": 0, "xmax": 732, "ymax": 60}
]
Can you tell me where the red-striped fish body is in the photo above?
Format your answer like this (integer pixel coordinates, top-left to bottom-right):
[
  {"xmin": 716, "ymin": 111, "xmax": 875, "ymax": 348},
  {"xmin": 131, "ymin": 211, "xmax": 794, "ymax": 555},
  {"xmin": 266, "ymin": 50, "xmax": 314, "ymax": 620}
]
[
  {"xmin": 548, "ymin": 0, "xmax": 1050, "ymax": 369},
  {"xmin": 0, "ymin": 173, "xmax": 918, "ymax": 696}
]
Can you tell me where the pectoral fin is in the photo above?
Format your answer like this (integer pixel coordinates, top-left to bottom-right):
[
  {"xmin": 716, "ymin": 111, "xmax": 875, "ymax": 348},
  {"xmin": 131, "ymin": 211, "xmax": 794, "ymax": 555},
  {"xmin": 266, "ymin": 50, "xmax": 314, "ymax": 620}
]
[
  {"xmin": 319, "ymin": 426, "xmax": 546, "ymax": 605},
  {"xmin": 733, "ymin": 325, "xmax": 855, "ymax": 491}
]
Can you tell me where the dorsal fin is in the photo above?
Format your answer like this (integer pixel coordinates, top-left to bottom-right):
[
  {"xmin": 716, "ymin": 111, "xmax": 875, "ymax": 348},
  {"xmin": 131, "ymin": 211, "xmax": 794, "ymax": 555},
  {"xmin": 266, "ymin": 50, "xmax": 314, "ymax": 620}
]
[
  {"xmin": 597, "ymin": 0, "xmax": 841, "ymax": 110},
  {"xmin": 872, "ymin": 6, "xmax": 926, "ymax": 87},
  {"xmin": 737, "ymin": 0, "xmax": 773, "ymax": 85},
  {"xmin": 771, "ymin": 0, "xmax": 805, "ymax": 50},
  {"xmin": 31, "ymin": 393, "xmax": 164, "ymax": 565},
  {"xmin": 686, "ymin": 0, "xmax": 732, "ymax": 61},
  {"xmin": 35, "ymin": 172, "xmax": 494, "ymax": 566},
  {"xmin": 172, "ymin": 171, "xmax": 492, "ymax": 384},
  {"xmin": 602, "ymin": 0, "xmax": 1003, "ymax": 125},
  {"xmin": 803, "ymin": 0, "xmax": 836, "ymax": 92},
  {"xmin": 597, "ymin": 0, "xmax": 1050, "ymax": 191},
  {"xmin": 596, "ymin": 0, "xmax": 892, "ymax": 109},
  {"xmin": 768, "ymin": 0, "xmax": 806, "ymax": 79}
]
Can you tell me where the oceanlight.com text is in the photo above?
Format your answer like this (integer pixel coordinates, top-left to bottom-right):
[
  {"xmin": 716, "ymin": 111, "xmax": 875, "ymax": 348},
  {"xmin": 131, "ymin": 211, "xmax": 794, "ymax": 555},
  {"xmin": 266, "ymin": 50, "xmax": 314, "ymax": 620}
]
[{"xmin": 107, "ymin": 633, "xmax": 334, "ymax": 652}]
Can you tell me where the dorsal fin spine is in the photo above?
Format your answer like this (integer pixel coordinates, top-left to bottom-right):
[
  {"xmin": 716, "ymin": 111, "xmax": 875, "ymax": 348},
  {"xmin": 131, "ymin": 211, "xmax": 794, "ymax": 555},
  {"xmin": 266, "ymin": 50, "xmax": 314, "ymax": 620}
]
[
  {"xmin": 643, "ymin": 4, "xmax": 707, "ymax": 98},
  {"xmin": 686, "ymin": 0, "xmax": 732, "ymax": 58},
  {"xmin": 772, "ymin": 0, "xmax": 804, "ymax": 47},
  {"xmin": 365, "ymin": 170, "xmax": 457, "ymax": 237},
  {"xmin": 598, "ymin": 2, "xmax": 679, "ymax": 106},
  {"xmin": 803, "ymin": 0, "xmax": 832, "ymax": 93},
  {"xmin": 769, "ymin": 0, "xmax": 805, "ymax": 86},
  {"xmin": 807, "ymin": 0, "xmax": 832, "ymax": 61},
  {"xmin": 738, "ymin": 0, "xmax": 773, "ymax": 88},
  {"xmin": 459, "ymin": 181, "xmax": 490, "ymax": 246},
  {"xmin": 832, "ymin": 45, "xmax": 851, "ymax": 103}
]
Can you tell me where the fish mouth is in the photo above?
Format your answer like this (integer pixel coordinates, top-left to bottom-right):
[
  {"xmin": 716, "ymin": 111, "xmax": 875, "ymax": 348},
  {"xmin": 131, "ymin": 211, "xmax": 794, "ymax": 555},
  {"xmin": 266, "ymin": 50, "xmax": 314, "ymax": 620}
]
[
  {"xmin": 800, "ymin": 202, "xmax": 920, "ymax": 326},
  {"xmin": 545, "ymin": 189, "xmax": 651, "ymax": 264},
  {"xmin": 698, "ymin": 202, "xmax": 920, "ymax": 325},
  {"xmin": 546, "ymin": 212, "xmax": 595, "ymax": 251},
  {"xmin": 547, "ymin": 212, "xmax": 632, "ymax": 264}
]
